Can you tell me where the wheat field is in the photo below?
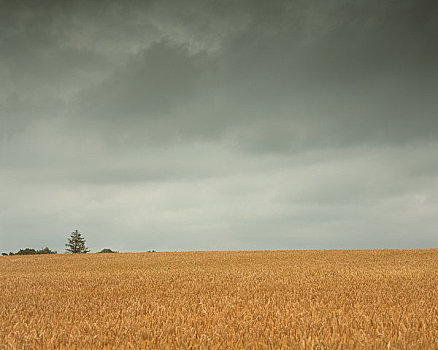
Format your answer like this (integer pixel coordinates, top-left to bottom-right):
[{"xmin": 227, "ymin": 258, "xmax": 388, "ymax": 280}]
[{"xmin": 1, "ymin": 250, "xmax": 437, "ymax": 349}]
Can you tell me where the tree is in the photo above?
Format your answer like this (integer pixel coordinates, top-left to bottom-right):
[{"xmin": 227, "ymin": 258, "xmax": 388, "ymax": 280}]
[{"xmin": 65, "ymin": 230, "xmax": 90, "ymax": 254}]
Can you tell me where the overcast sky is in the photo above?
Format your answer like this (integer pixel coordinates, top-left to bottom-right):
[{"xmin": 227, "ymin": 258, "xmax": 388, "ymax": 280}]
[{"xmin": 1, "ymin": 0, "xmax": 437, "ymax": 253}]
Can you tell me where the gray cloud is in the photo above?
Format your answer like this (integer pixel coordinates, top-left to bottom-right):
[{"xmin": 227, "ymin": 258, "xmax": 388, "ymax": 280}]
[
  {"xmin": 1, "ymin": 0, "xmax": 437, "ymax": 252},
  {"xmin": 63, "ymin": 0, "xmax": 438, "ymax": 150}
]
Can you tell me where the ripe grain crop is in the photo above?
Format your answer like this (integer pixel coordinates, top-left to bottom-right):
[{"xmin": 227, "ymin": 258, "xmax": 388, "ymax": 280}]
[{"xmin": 1, "ymin": 250, "xmax": 438, "ymax": 349}]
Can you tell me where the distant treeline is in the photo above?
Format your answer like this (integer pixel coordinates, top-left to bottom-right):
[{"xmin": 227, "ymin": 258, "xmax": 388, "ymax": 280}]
[
  {"xmin": 3, "ymin": 247, "xmax": 57, "ymax": 256},
  {"xmin": 2, "ymin": 248, "xmax": 121, "ymax": 256}
]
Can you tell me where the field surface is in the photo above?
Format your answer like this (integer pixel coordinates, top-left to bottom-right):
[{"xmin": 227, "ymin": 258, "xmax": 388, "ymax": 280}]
[{"xmin": 1, "ymin": 250, "xmax": 438, "ymax": 349}]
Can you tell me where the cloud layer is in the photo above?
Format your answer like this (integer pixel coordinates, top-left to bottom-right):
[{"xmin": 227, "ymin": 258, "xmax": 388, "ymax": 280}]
[{"xmin": 1, "ymin": 0, "xmax": 437, "ymax": 252}]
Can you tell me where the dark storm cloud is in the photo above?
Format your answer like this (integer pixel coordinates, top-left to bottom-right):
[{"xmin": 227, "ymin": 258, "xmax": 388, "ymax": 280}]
[
  {"xmin": 219, "ymin": 0, "xmax": 438, "ymax": 147},
  {"xmin": 1, "ymin": 0, "xmax": 437, "ymax": 252},
  {"xmin": 77, "ymin": 42, "xmax": 207, "ymax": 124},
  {"xmin": 66, "ymin": 0, "xmax": 438, "ymax": 150},
  {"xmin": 0, "ymin": 1, "xmax": 110, "ymax": 91}
]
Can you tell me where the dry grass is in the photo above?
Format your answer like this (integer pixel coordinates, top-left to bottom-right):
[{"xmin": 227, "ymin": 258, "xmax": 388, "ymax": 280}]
[{"xmin": 1, "ymin": 249, "xmax": 437, "ymax": 349}]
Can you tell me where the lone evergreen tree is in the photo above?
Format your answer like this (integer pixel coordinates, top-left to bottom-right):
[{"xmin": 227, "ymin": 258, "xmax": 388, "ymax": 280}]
[{"xmin": 65, "ymin": 230, "xmax": 90, "ymax": 253}]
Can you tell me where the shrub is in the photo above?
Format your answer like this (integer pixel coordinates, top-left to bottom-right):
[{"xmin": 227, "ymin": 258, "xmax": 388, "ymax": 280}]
[
  {"xmin": 98, "ymin": 248, "xmax": 118, "ymax": 253},
  {"xmin": 15, "ymin": 248, "xmax": 37, "ymax": 255},
  {"xmin": 36, "ymin": 247, "xmax": 57, "ymax": 254}
]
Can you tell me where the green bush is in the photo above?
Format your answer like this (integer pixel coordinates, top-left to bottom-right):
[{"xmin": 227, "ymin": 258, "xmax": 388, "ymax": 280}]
[
  {"xmin": 98, "ymin": 248, "xmax": 118, "ymax": 253},
  {"xmin": 15, "ymin": 248, "xmax": 37, "ymax": 255},
  {"xmin": 36, "ymin": 247, "xmax": 57, "ymax": 254}
]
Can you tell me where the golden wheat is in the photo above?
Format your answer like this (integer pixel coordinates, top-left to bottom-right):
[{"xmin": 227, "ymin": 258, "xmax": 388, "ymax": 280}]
[{"xmin": 1, "ymin": 250, "xmax": 437, "ymax": 349}]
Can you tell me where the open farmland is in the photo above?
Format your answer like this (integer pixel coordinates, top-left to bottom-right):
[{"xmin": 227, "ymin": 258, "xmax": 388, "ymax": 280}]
[{"xmin": 1, "ymin": 250, "xmax": 438, "ymax": 349}]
